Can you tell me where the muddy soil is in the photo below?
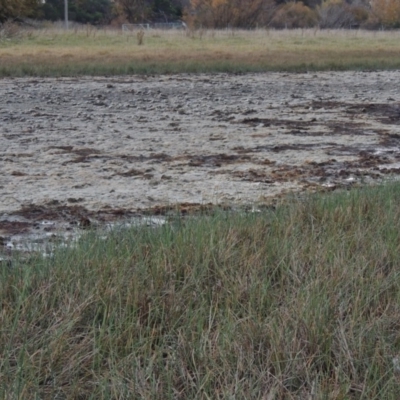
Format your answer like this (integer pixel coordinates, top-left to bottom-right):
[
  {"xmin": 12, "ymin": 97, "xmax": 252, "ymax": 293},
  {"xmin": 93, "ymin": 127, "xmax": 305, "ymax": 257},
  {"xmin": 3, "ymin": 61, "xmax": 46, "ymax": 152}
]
[{"xmin": 1, "ymin": 71, "xmax": 400, "ymax": 256}]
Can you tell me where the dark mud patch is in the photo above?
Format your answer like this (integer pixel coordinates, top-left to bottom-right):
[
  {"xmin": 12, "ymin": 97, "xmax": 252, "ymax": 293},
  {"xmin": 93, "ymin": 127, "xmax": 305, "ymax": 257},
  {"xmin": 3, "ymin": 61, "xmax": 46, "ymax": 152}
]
[
  {"xmin": 311, "ymin": 100, "xmax": 344, "ymax": 110},
  {"xmin": 11, "ymin": 203, "xmax": 140, "ymax": 226},
  {"xmin": 48, "ymin": 146, "xmax": 103, "ymax": 163},
  {"xmin": 379, "ymin": 132, "xmax": 400, "ymax": 148},
  {"xmin": 229, "ymin": 162, "xmax": 337, "ymax": 185},
  {"xmin": 309, "ymin": 100, "xmax": 400, "ymax": 127},
  {"xmin": 233, "ymin": 143, "xmax": 331, "ymax": 154},
  {"xmin": 0, "ymin": 203, "xmax": 143, "ymax": 258},
  {"xmin": 187, "ymin": 153, "xmax": 251, "ymax": 167},
  {"xmin": 141, "ymin": 202, "xmax": 225, "ymax": 216},
  {"xmin": 49, "ymin": 146, "xmax": 176, "ymax": 165},
  {"xmin": 0, "ymin": 201, "xmax": 236, "ymax": 258},
  {"xmin": 10, "ymin": 170, "xmax": 29, "ymax": 176},
  {"xmin": 48, "ymin": 149, "xmax": 254, "ymax": 170},
  {"xmin": 118, "ymin": 153, "xmax": 174, "ymax": 163},
  {"xmin": 325, "ymin": 121, "xmax": 369, "ymax": 136},
  {"xmin": 237, "ymin": 117, "xmax": 317, "ymax": 129},
  {"xmin": 0, "ymin": 203, "xmax": 140, "ymax": 248},
  {"xmin": 346, "ymin": 103, "xmax": 400, "ymax": 125},
  {"xmin": 48, "ymin": 146, "xmax": 102, "ymax": 157},
  {"xmin": 0, "ymin": 220, "xmax": 31, "ymax": 235},
  {"xmin": 326, "ymin": 139, "xmax": 400, "ymax": 158},
  {"xmin": 226, "ymin": 150, "xmax": 394, "ymax": 187},
  {"xmin": 117, "ymin": 153, "xmax": 250, "ymax": 168},
  {"xmin": 238, "ymin": 117, "xmax": 370, "ymax": 137},
  {"xmin": 57, "ymin": 151, "xmax": 176, "ymax": 165},
  {"xmin": 117, "ymin": 168, "xmax": 154, "ymax": 179}
]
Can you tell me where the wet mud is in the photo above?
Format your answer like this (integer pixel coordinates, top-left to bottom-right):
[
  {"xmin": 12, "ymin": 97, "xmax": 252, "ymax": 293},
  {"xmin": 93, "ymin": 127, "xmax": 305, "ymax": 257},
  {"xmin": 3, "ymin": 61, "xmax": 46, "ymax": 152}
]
[{"xmin": 1, "ymin": 71, "xmax": 400, "ymax": 257}]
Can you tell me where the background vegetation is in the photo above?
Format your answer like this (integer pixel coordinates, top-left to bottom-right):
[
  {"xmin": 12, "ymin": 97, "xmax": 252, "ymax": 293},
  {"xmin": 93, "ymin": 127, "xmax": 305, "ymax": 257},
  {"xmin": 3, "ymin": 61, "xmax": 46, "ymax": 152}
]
[
  {"xmin": 1, "ymin": 28, "xmax": 400, "ymax": 77},
  {"xmin": 1, "ymin": 0, "xmax": 400, "ymax": 30},
  {"xmin": 3, "ymin": 182, "xmax": 400, "ymax": 398}
]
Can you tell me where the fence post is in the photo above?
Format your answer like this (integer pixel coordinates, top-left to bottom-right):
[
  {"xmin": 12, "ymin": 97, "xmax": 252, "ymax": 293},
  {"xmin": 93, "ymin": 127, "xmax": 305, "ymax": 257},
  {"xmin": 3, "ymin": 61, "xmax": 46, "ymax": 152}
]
[{"xmin": 65, "ymin": 0, "xmax": 69, "ymax": 30}]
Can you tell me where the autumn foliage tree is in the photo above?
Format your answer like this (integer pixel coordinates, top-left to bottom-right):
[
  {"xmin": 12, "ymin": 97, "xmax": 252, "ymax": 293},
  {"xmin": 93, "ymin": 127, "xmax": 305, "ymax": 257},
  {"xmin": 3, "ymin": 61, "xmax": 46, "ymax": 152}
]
[
  {"xmin": 188, "ymin": 0, "xmax": 276, "ymax": 28},
  {"xmin": 370, "ymin": 0, "xmax": 400, "ymax": 28}
]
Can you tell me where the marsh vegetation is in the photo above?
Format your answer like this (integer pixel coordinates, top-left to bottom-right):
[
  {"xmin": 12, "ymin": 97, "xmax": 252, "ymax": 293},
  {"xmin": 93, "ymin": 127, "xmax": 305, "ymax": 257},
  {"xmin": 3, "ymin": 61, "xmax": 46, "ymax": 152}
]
[{"xmin": 2, "ymin": 183, "xmax": 400, "ymax": 398}]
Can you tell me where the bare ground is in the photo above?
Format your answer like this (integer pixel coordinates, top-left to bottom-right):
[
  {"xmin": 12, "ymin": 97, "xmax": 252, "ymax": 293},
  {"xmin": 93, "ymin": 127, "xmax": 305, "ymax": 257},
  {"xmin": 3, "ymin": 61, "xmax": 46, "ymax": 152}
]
[{"xmin": 1, "ymin": 71, "xmax": 400, "ymax": 254}]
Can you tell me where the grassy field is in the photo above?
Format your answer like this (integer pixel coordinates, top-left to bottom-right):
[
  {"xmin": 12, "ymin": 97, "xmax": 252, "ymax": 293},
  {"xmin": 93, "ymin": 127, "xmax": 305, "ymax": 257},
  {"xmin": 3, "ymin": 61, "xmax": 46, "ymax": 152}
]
[
  {"xmin": 2, "ymin": 182, "xmax": 400, "ymax": 398},
  {"xmin": 1, "ymin": 27, "xmax": 400, "ymax": 76}
]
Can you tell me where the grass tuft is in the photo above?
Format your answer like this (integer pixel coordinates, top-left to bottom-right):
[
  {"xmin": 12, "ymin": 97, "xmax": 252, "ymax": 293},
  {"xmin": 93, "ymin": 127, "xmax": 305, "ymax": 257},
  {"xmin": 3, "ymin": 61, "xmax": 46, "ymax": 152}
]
[
  {"xmin": 2, "ymin": 182, "xmax": 400, "ymax": 397},
  {"xmin": 136, "ymin": 30, "xmax": 145, "ymax": 46}
]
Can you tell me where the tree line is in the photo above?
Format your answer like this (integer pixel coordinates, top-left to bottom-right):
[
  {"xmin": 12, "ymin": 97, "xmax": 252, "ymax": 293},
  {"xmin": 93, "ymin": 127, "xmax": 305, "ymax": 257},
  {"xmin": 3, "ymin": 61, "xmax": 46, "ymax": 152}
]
[
  {"xmin": 1, "ymin": 0, "xmax": 399, "ymax": 29},
  {"xmin": 0, "ymin": 0, "xmax": 184, "ymax": 25}
]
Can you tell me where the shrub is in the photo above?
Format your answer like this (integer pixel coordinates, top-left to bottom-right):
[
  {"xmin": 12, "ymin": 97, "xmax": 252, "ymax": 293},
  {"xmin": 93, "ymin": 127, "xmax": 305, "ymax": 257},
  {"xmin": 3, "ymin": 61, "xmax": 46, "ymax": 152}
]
[
  {"xmin": 188, "ymin": 0, "xmax": 276, "ymax": 29},
  {"xmin": 0, "ymin": 21, "xmax": 23, "ymax": 39},
  {"xmin": 270, "ymin": 2, "xmax": 318, "ymax": 29},
  {"xmin": 317, "ymin": 0, "xmax": 357, "ymax": 28},
  {"xmin": 350, "ymin": 5, "xmax": 369, "ymax": 27}
]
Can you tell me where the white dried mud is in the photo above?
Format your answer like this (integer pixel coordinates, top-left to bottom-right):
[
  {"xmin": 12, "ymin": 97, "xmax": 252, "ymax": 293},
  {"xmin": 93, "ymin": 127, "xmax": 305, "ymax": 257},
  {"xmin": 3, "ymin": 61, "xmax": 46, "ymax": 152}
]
[{"xmin": 1, "ymin": 71, "xmax": 400, "ymax": 253}]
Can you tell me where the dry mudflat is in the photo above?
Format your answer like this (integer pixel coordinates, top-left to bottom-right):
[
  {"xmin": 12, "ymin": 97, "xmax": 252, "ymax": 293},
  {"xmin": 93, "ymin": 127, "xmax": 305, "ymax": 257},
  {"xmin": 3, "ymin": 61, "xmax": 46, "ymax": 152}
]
[{"xmin": 1, "ymin": 71, "xmax": 400, "ymax": 253}]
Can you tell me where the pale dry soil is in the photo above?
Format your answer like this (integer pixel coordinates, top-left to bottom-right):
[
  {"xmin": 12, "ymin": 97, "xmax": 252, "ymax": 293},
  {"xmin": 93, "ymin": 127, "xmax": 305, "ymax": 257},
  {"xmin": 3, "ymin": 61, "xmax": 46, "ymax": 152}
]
[{"xmin": 1, "ymin": 71, "xmax": 400, "ymax": 255}]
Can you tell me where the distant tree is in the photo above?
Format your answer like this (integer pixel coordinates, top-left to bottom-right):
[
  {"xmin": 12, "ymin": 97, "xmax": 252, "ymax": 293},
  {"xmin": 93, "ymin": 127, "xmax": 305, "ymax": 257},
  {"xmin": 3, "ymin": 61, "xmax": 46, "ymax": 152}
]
[
  {"xmin": 41, "ymin": 0, "xmax": 113, "ymax": 24},
  {"xmin": 152, "ymin": 0, "xmax": 183, "ymax": 21},
  {"xmin": 113, "ymin": 0, "xmax": 182, "ymax": 23},
  {"xmin": 0, "ymin": 0, "xmax": 41, "ymax": 23},
  {"xmin": 40, "ymin": 0, "xmax": 63, "ymax": 21},
  {"xmin": 72, "ymin": 0, "xmax": 113, "ymax": 24},
  {"xmin": 113, "ymin": 0, "xmax": 153, "ymax": 22}
]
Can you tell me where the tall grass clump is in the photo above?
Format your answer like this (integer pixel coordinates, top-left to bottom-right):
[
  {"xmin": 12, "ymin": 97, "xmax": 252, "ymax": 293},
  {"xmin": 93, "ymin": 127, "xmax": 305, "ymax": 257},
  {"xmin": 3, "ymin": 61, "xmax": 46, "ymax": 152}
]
[{"xmin": 2, "ymin": 182, "xmax": 400, "ymax": 398}]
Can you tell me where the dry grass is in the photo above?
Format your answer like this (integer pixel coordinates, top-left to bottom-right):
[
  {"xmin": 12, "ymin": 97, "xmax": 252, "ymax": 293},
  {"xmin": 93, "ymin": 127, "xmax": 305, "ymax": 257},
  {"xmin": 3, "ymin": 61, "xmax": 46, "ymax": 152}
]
[
  {"xmin": 1, "ymin": 27, "xmax": 400, "ymax": 76},
  {"xmin": 2, "ymin": 182, "xmax": 400, "ymax": 398}
]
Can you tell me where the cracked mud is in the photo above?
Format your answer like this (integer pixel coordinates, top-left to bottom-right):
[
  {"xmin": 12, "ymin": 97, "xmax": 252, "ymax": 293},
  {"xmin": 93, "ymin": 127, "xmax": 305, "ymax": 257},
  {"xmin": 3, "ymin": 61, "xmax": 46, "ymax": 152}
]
[{"xmin": 1, "ymin": 71, "xmax": 400, "ymax": 256}]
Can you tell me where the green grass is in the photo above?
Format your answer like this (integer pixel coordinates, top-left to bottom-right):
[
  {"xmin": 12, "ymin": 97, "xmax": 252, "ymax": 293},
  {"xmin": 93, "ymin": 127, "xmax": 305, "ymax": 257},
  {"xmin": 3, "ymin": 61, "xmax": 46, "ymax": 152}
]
[
  {"xmin": 3, "ymin": 182, "xmax": 400, "ymax": 398},
  {"xmin": 1, "ymin": 27, "xmax": 400, "ymax": 76}
]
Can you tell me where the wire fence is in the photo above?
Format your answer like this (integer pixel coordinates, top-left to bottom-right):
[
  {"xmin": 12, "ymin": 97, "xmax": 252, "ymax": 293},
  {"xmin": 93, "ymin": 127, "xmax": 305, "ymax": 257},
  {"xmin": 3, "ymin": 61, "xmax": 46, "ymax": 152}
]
[{"xmin": 122, "ymin": 22, "xmax": 187, "ymax": 31}]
